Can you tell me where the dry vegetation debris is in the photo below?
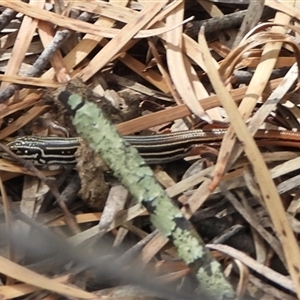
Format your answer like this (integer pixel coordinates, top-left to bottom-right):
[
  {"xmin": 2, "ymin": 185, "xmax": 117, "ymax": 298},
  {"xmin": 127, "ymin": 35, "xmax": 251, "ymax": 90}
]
[{"xmin": 0, "ymin": 0, "xmax": 299, "ymax": 299}]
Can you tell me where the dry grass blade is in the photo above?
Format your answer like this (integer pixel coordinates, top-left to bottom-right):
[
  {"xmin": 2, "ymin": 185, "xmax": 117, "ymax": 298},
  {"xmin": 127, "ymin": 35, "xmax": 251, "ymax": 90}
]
[
  {"xmin": 42, "ymin": 0, "xmax": 129, "ymax": 81},
  {"xmin": 0, "ymin": 161, "xmax": 61, "ymax": 179},
  {"xmin": 198, "ymin": 26, "xmax": 300, "ymax": 298},
  {"xmin": 69, "ymin": 204, "xmax": 147, "ymax": 246},
  {"xmin": 0, "ymin": 74, "xmax": 62, "ymax": 88},
  {"xmin": 165, "ymin": 1, "xmax": 211, "ymax": 122},
  {"xmin": 79, "ymin": 1, "xmax": 168, "ymax": 81},
  {"xmin": 46, "ymin": 212, "xmax": 102, "ymax": 227},
  {"xmin": 38, "ymin": 19, "xmax": 70, "ymax": 83},
  {"xmin": 0, "ymin": 93, "xmax": 41, "ymax": 118},
  {"xmin": 116, "ymin": 52, "xmax": 170, "ymax": 93},
  {"xmin": 0, "ymin": 1, "xmax": 185, "ymax": 40},
  {"xmin": 210, "ymin": 7, "xmax": 295, "ymax": 190},
  {"xmin": 207, "ymin": 244, "xmax": 295, "ymax": 293},
  {"xmin": 0, "ymin": 1, "xmax": 125, "ymax": 38},
  {"xmin": 248, "ymin": 62, "xmax": 299, "ymax": 132},
  {"xmin": 233, "ymin": 259, "xmax": 249, "ymax": 300},
  {"xmin": 97, "ymin": 185, "xmax": 128, "ymax": 238},
  {"xmin": 1, "ymin": 0, "xmax": 45, "ymax": 91},
  {"xmin": 117, "ymin": 77, "xmax": 282, "ymax": 135},
  {"xmin": 0, "ymin": 275, "xmax": 70, "ymax": 299},
  {"xmin": 266, "ymin": 0, "xmax": 300, "ymax": 19},
  {"xmin": 0, "ymin": 256, "xmax": 96, "ymax": 299},
  {"xmin": 0, "ymin": 105, "xmax": 48, "ymax": 139}
]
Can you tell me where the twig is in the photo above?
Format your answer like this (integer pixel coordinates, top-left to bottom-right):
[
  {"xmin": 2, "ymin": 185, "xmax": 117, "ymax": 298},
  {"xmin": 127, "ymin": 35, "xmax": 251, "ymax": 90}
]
[
  {"xmin": 184, "ymin": 7, "xmax": 275, "ymax": 39},
  {"xmin": 57, "ymin": 89, "xmax": 235, "ymax": 300},
  {"xmin": 0, "ymin": 0, "xmax": 30, "ymax": 32}
]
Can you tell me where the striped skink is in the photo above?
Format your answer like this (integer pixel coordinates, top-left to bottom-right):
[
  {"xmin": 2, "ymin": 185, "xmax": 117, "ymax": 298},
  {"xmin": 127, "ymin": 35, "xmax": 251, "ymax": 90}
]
[{"xmin": 2, "ymin": 128, "xmax": 300, "ymax": 166}]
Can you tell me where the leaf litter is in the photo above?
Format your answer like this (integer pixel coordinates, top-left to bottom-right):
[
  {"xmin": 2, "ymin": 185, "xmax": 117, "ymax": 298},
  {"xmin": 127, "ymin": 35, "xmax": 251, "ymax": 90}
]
[{"xmin": 0, "ymin": 1, "xmax": 299, "ymax": 299}]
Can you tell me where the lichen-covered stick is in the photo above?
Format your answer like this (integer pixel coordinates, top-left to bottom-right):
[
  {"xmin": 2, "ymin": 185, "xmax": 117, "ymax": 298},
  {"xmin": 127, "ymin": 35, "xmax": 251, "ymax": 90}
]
[{"xmin": 58, "ymin": 90, "xmax": 235, "ymax": 300}]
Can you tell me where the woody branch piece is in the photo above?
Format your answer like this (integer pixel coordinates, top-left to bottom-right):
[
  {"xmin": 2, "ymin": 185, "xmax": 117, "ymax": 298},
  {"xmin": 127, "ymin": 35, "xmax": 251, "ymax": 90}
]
[{"xmin": 58, "ymin": 88, "xmax": 235, "ymax": 300}]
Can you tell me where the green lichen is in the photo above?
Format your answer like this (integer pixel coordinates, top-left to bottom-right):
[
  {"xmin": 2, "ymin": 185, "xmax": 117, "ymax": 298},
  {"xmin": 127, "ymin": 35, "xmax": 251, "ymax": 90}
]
[{"xmin": 62, "ymin": 91, "xmax": 235, "ymax": 300}]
